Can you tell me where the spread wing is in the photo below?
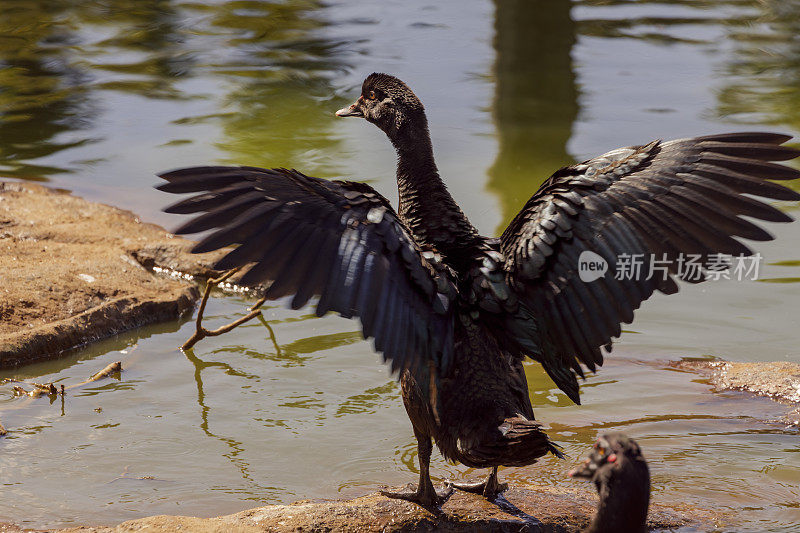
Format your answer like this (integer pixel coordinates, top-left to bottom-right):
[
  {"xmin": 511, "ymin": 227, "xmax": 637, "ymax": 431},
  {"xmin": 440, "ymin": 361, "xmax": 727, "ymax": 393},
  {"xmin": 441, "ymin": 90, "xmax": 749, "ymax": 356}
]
[
  {"xmin": 500, "ymin": 132, "xmax": 800, "ymax": 401},
  {"xmin": 157, "ymin": 166, "xmax": 457, "ymax": 386}
]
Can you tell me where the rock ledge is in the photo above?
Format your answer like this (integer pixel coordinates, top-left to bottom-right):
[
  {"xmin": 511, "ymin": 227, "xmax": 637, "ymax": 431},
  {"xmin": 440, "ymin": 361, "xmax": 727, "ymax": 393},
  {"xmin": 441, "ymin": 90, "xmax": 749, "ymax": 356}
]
[
  {"xmin": 0, "ymin": 181, "xmax": 223, "ymax": 368},
  {"xmin": 57, "ymin": 486, "xmax": 710, "ymax": 533}
]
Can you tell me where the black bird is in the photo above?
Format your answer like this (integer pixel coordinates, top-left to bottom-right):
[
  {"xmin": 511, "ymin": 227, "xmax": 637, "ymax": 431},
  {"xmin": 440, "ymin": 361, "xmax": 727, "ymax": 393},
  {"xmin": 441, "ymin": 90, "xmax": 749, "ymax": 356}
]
[
  {"xmin": 156, "ymin": 73, "xmax": 800, "ymax": 507},
  {"xmin": 569, "ymin": 433, "xmax": 650, "ymax": 533}
]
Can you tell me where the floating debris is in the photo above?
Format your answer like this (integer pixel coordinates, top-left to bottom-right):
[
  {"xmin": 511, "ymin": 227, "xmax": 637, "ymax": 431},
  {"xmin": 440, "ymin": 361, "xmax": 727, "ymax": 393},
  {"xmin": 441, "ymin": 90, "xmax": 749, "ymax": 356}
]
[
  {"xmin": 11, "ymin": 382, "xmax": 58, "ymax": 398},
  {"xmin": 0, "ymin": 360, "xmax": 126, "ymax": 435},
  {"xmin": 3, "ymin": 360, "xmax": 122, "ymax": 406},
  {"xmin": 107, "ymin": 465, "xmax": 167, "ymax": 484},
  {"xmin": 87, "ymin": 361, "xmax": 122, "ymax": 382},
  {"xmin": 32, "ymin": 382, "xmax": 58, "ymax": 395}
]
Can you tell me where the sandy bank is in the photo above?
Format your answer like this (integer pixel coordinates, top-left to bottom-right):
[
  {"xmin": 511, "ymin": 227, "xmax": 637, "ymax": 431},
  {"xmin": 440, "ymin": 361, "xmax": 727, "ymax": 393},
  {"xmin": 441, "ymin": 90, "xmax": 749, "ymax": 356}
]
[{"xmin": 0, "ymin": 181, "xmax": 224, "ymax": 368}]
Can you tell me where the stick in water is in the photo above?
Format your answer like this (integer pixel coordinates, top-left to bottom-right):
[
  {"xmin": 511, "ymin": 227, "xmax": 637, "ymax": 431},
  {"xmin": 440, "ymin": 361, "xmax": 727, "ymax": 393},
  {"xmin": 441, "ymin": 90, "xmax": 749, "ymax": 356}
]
[
  {"xmin": 181, "ymin": 268, "xmax": 268, "ymax": 350},
  {"xmin": 87, "ymin": 361, "xmax": 122, "ymax": 382}
]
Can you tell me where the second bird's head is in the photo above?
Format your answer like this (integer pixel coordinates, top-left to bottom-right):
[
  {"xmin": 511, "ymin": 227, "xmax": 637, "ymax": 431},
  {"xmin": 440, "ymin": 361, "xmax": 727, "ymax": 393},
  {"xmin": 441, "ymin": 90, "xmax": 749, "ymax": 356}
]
[
  {"xmin": 569, "ymin": 432, "xmax": 650, "ymax": 489},
  {"xmin": 336, "ymin": 73, "xmax": 426, "ymax": 139}
]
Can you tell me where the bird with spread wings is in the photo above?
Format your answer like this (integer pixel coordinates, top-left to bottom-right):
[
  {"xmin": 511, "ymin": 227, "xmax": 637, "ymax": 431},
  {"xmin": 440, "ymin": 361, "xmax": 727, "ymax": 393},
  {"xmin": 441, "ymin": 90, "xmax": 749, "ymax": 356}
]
[{"xmin": 157, "ymin": 73, "xmax": 800, "ymax": 507}]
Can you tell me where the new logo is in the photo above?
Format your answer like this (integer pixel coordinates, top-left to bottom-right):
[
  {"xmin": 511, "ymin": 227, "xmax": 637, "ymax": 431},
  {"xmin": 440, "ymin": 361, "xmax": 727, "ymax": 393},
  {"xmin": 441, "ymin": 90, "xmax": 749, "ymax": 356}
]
[{"xmin": 578, "ymin": 251, "xmax": 608, "ymax": 282}]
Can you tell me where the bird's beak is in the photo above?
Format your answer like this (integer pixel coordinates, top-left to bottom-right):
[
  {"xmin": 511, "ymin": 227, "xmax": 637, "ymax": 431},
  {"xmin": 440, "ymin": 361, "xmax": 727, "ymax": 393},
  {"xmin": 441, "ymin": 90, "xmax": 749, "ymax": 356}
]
[
  {"xmin": 335, "ymin": 98, "xmax": 365, "ymax": 118},
  {"xmin": 568, "ymin": 458, "xmax": 597, "ymax": 479}
]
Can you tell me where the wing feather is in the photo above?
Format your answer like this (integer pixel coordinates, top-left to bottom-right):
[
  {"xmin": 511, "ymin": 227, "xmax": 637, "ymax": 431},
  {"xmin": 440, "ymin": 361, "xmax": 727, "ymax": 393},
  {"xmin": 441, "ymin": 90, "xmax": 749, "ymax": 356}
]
[
  {"xmin": 157, "ymin": 166, "xmax": 457, "ymax": 392},
  {"xmin": 501, "ymin": 132, "xmax": 800, "ymax": 400}
]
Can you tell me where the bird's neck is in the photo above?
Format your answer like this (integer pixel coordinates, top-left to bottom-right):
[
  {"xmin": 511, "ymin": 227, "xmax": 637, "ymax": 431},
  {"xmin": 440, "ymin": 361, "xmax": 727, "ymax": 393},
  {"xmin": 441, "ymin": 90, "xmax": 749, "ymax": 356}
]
[
  {"xmin": 586, "ymin": 469, "xmax": 649, "ymax": 533},
  {"xmin": 390, "ymin": 118, "xmax": 479, "ymax": 267}
]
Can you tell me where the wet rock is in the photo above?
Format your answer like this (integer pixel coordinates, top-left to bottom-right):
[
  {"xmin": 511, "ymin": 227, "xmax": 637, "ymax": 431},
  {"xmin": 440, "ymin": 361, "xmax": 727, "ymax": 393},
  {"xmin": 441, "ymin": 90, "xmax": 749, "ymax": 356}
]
[
  {"xmin": 0, "ymin": 523, "xmax": 31, "ymax": 533},
  {"xmin": 55, "ymin": 487, "xmax": 711, "ymax": 532},
  {"xmin": 60, "ymin": 515, "xmax": 262, "ymax": 533},
  {"xmin": 0, "ymin": 181, "xmax": 226, "ymax": 368},
  {"xmin": 672, "ymin": 359, "xmax": 800, "ymax": 404}
]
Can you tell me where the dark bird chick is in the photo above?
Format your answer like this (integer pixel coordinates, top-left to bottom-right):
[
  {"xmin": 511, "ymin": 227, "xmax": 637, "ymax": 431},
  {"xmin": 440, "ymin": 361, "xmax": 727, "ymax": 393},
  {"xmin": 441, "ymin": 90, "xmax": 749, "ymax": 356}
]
[{"xmin": 156, "ymin": 73, "xmax": 800, "ymax": 508}]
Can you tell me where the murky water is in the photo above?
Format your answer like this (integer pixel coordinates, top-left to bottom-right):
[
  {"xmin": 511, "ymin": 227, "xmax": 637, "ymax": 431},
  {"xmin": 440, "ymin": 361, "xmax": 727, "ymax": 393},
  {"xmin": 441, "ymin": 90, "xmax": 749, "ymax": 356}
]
[{"xmin": 2, "ymin": 1, "xmax": 800, "ymax": 531}]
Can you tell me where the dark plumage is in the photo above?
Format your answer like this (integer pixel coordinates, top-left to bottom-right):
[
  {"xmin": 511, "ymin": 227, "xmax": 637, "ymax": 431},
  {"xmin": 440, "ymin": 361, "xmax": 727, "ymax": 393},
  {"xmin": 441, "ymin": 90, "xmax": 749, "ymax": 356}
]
[
  {"xmin": 569, "ymin": 433, "xmax": 650, "ymax": 533},
  {"xmin": 157, "ymin": 73, "xmax": 800, "ymax": 507}
]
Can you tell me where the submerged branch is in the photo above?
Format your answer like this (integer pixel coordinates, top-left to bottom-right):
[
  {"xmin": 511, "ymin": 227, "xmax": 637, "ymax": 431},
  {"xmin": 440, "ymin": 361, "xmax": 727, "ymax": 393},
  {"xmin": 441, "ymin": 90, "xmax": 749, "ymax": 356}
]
[
  {"xmin": 107, "ymin": 464, "xmax": 165, "ymax": 484},
  {"xmin": 181, "ymin": 268, "xmax": 269, "ymax": 350},
  {"xmin": 32, "ymin": 382, "xmax": 58, "ymax": 395},
  {"xmin": 85, "ymin": 361, "xmax": 122, "ymax": 383},
  {"xmin": 12, "ymin": 383, "xmax": 58, "ymax": 398},
  {"xmin": 1, "ymin": 360, "xmax": 125, "ymax": 434}
]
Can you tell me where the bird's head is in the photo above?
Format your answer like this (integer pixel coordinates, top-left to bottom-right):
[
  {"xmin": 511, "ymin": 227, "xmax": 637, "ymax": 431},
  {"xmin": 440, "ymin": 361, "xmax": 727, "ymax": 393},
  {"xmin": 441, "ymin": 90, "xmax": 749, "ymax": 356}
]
[
  {"xmin": 568, "ymin": 432, "xmax": 647, "ymax": 483},
  {"xmin": 336, "ymin": 73, "xmax": 426, "ymax": 139},
  {"xmin": 569, "ymin": 433, "xmax": 650, "ymax": 532}
]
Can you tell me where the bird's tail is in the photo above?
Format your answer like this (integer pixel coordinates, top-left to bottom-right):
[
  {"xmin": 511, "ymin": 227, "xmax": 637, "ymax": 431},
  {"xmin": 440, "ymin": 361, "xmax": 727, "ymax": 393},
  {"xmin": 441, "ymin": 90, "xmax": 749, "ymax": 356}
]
[
  {"xmin": 499, "ymin": 416, "xmax": 564, "ymax": 463},
  {"xmin": 461, "ymin": 416, "xmax": 563, "ymax": 468}
]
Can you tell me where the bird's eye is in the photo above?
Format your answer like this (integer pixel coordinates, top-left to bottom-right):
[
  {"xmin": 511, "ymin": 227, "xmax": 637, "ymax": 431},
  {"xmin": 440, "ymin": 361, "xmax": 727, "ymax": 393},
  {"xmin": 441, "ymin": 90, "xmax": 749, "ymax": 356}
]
[{"xmin": 368, "ymin": 90, "xmax": 377, "ymax": 100}]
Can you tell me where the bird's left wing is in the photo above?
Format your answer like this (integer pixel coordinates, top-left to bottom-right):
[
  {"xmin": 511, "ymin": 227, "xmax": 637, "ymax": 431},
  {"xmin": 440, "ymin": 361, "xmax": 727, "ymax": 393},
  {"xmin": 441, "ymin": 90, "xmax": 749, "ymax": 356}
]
[
  {"xmin": 157, "ymin": 166, "xmax": 457, "ymax": 385},
  {"xmin": 499, "ymin": 132, "xmax": 800, "ymax": 403}
]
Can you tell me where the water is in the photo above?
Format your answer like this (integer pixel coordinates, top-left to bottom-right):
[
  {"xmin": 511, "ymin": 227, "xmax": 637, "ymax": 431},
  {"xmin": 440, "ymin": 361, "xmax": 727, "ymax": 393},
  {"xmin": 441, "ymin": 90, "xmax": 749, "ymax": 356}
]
[{"xmin": 2, "ymin": 0, "xmax": 800, "ymax": 530}]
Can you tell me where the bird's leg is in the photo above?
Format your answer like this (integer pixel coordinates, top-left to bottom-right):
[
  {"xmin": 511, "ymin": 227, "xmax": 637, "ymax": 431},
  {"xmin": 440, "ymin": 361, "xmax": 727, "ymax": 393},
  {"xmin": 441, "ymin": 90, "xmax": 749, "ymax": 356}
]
[
  {"xmin": 381, "ymin": 429, "xmax": 452, "ymax": 508},
  {"xmin": 450, "ymin": 466, "xmax": 508, "ymax": 499}
]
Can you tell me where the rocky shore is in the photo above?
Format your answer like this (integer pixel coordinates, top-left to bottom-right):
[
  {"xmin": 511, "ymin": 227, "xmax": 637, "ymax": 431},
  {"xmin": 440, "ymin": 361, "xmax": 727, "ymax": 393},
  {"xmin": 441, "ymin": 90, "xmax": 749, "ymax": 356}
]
[
  {"xmin": 7, "ymin": 485, "xmax": 708, "ymax": 533},
  {"xmin": 672, "ymin": 359, "xmax": 800, "ymax": 425},
  {"xmin": 672, "ymin": 359, "xmax": 800, "ymax": 403},
  {"xmin": 0, "ymin": 181, "xmax": 225, "ymax": 368}
]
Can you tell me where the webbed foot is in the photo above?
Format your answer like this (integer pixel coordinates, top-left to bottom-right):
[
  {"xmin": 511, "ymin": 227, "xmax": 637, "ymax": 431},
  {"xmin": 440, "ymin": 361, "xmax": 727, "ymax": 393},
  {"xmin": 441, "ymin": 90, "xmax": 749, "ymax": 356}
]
[
  {"xmin": 450, "ymin": 467, "xmax": 507, "ymax": 499},
  {"xmin": 380, "ymin": 482, "xmax": 453, "ymax": 509}
]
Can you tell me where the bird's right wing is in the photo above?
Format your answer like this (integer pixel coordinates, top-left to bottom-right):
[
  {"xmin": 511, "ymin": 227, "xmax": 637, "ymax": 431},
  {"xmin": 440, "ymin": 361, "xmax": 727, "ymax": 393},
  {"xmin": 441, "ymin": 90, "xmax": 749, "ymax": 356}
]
[{"xmin": 157, "ymin": 166, "xmax": 457, "ymax": 386}]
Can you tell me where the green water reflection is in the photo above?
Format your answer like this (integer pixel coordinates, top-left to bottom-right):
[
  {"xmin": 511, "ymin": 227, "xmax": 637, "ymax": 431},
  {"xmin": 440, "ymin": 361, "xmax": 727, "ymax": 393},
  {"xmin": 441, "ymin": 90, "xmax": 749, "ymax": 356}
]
[
  {"xmin": 489, "ymin": 0, "xmax": 578, "ymax": 227},
  {"xmin": 717, "ymin": 1, "xmax": 800, "ymax": 131},
  {"xmin": 0, "ymin": 1, "xmax": 93, "ymax": 178}
]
